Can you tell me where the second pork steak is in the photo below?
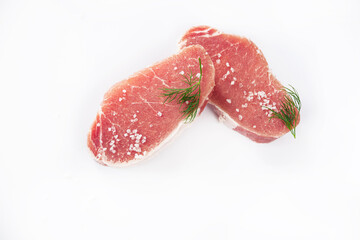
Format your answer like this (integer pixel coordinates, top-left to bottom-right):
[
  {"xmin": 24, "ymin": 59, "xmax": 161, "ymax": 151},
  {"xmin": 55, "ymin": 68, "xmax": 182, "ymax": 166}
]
[{"xmin": 180, "ymin": 26, "xmax": 300, "ymax": 143}]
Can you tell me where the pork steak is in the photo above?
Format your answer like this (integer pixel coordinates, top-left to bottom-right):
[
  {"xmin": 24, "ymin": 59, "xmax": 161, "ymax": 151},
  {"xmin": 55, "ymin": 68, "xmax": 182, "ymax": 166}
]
[
  {"xmin": 88, "ymin": 45, "xmax": 215, "ymax": 166},
  {"xmin": 179, "ymin": 26, "xmax": 299, "ymax": 143}
]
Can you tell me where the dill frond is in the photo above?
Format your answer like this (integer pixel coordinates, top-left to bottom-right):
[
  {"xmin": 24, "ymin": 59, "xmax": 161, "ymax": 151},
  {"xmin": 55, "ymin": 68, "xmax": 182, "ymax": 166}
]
[
  {"xmin": 160, "ymin": 58, "xmax": 202, "ymax": 123},
  {"xmin": 268, "ymin": 85, "xmax": 301, "ymax": 138}
]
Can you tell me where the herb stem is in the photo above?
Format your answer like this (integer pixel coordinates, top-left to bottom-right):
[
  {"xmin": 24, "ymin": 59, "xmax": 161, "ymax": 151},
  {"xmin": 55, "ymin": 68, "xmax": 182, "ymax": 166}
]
[
  {"xmin": 161, "ymin": 58, "xmax": 202, "ymax": 123},
  {"xmin": 267, "ymin": 85, "xmax": 301, "ymax": 138}
]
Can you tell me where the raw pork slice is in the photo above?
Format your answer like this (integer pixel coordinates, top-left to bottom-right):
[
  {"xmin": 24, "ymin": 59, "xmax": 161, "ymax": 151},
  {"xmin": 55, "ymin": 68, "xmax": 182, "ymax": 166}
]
[
  {"xmin": 179, "ymin": 26, "xmax": 299, "ymax": 143},
  {"xmin": 88, "ymin": 45, "xmax": 215, "ymax": 167}
]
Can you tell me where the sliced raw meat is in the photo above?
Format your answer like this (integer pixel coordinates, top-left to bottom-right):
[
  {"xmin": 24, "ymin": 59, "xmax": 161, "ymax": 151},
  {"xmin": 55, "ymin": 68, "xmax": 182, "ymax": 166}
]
[
  {"xmin": 179, "ymin": 26, "xmax": 299, "ymax": 143},
  {"xmin": 88, "ymin": 45, "xmax": 215, "ymax": 167}
]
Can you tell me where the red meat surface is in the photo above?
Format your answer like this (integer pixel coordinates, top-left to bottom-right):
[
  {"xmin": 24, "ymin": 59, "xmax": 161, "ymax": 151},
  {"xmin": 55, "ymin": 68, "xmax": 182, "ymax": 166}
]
[
  {"xmin": 88, "ymin": 45, "xmax": 215, "ymax": 166},
  {"xmin": 179, "ymin": 26, "xmax": 299, "ymax": 143}
]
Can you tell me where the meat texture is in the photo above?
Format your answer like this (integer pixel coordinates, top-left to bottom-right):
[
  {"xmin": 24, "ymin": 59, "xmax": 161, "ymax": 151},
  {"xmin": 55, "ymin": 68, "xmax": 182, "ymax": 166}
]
[
  {"xmin": 88, "ymin": 45, "xmax": 215, "ymax": 166},
  {"xmin": 179, "ymin": 26, "xmax": 299, "ymax": 143}
]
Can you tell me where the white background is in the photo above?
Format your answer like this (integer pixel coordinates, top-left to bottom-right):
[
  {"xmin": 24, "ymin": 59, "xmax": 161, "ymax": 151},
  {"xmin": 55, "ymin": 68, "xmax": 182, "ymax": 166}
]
[{"xmin": 1, "ymin": 0, "xmax": 360, "ymax": 239}]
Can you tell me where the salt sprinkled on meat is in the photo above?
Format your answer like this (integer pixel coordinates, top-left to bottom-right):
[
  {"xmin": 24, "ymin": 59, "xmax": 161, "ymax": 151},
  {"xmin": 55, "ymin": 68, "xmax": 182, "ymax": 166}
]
[
  {"xmin": 179, "ymin": 26, "xmax": 300, "ymax": 142},
  {"xmin": 246, "ymin": 92, "xmax": 254, "ymax": 101},
  {"xmin": 130, "ymin": 113, "xmax": 138, "ymax": 123},
  {"xmin": 257, "ymin": 91, "xmax": 267, "ymax": 99},
  {"xmin": 88, "ymin": 45, "xmax": 215, "ymax": 166}
]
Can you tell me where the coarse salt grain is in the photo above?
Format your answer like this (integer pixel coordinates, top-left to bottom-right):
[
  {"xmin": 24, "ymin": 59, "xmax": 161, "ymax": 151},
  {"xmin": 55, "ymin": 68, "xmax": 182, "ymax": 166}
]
[{"xmin": 223, "ymin": 71, "xmax": 230, "ymax": 79}]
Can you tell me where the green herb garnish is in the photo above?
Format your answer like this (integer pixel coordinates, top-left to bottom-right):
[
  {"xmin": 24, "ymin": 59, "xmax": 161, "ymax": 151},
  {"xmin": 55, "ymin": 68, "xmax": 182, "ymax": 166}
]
[
  {"xmin": 268, "ymin": 85, "xmax": 301, "ymax": 138},
  {"xmin": 161, "ymin": 58, "xmax": 202, "ymax": 123}
]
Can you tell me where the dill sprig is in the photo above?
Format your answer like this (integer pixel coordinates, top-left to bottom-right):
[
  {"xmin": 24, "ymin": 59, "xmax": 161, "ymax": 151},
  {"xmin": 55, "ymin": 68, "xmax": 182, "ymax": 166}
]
[
  {"xmin": 268, "ymin": 85, "xmax": 301, "ymax": 138},
  {"xmin": 161, "ymin": 58, "xmax": 202, "ymax": 123}
]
